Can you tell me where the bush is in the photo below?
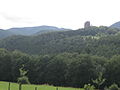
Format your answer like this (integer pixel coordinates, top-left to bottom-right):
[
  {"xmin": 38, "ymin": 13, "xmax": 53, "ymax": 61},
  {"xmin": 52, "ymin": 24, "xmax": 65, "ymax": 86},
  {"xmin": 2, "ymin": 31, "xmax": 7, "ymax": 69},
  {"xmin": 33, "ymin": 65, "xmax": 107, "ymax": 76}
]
[
  {"xmin": 109, "ymin": 83, "xmax": 119, "ymax": 90},
  {"xmin": 84, "ymin": 84, "xmax": 95, "ymax": 90},
  {"xmin": 18, "ymin": 76, "xmax": 30, "ymax": 84}
]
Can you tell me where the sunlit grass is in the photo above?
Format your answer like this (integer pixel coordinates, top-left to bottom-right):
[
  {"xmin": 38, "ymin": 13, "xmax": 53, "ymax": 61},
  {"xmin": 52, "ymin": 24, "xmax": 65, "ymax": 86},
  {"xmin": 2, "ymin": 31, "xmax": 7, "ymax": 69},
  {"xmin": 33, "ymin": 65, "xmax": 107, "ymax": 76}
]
[{"xmin": 0, "ymin": 81, "xmax": 83, "ymax": 90}]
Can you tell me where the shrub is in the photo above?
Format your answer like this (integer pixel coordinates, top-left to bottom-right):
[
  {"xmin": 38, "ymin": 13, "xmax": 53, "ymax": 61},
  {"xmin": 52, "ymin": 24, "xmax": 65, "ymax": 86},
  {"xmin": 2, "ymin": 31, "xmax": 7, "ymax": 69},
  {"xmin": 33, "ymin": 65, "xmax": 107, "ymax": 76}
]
[
  {"xmin": 18, "ymin": 76, "xmax": 30, "ymax": 84},
  {"xmin": 109, "ymin": 83, "xmax": 119, "ymax": 90},
  {"xmin": 17, "ymin": 65, "xmax": 30, "ymax": 84},
  {"xmin": 84, "ymin": 84, "xmax": 95, "ymax": 90}
]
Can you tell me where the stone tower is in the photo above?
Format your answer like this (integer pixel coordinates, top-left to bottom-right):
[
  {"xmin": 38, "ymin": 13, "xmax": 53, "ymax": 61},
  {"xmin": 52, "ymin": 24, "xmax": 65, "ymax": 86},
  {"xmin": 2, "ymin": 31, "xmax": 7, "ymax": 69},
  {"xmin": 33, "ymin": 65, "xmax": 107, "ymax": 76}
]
[{"xmin": 84, "ymin": 21, "xmax": 90, "ymax": 28}]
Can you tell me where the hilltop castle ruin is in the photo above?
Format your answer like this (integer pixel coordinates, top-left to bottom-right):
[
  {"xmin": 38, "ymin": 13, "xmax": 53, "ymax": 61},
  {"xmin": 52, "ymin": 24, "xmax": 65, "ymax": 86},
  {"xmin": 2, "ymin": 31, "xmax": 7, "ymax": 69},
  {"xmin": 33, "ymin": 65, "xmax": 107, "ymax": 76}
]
[{"xmin": 84, "ymin": 21, "xmax": 90, "ymax": 28}]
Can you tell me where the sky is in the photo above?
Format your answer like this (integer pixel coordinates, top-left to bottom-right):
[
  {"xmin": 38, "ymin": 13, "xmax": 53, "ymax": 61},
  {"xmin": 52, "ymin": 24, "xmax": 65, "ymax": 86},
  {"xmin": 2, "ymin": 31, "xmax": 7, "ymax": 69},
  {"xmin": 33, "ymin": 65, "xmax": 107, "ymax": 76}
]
[{"xmin": 0, "ymin": 0, "xmax": 120, "ymax": 29}]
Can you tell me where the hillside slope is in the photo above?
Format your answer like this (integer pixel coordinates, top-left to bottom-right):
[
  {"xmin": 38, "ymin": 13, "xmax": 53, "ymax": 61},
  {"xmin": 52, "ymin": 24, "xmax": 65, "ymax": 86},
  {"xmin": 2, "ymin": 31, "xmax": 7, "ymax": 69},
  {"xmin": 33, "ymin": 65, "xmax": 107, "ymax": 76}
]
[
  {"xmin": 8, "ymin": 25, "xmax": 70, "ymax": 35},
  {"xmin": 0, "ymin": 26, "xmax": 120, "ymax": 57},
  {"xmin": 110, "ymin": 21, "xmax": 120, "ymax": 28},
  {"xmin": 0, "ymin": 25, "xmax": 71, "ymax": 38},
  {"xmin": 0, "ymin": 29, "xmax": 14, "ymax": 38}
]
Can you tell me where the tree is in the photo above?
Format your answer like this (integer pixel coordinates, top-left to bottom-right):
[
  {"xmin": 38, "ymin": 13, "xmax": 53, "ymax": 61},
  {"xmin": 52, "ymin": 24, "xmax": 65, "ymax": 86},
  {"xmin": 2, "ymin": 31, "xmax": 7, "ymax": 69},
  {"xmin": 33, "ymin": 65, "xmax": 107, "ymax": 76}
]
[
  {"xmin": 105, "ymin": 55, "xmax": 120, "ymax": 86},
  {"xmin": 44, "ymin": 58, "xmax": 67, "ymax": 86},
  {"xmin": 17, "ymin": 65, "xmax": 30, "ymax": 84},
  {"xmin": 109, "ymin": 83, "xmax": 119, "ymax": 90},
  {"xmin": 84, "ymin": 84, "xmax": 95, "ymax": 90},
  {"xmin": 65, "ymin": 54, "xmax": 97, "ymax": 87},
  {"xmin": 92, "ymin": 72, "xmax": 106, "ymax": 89}
]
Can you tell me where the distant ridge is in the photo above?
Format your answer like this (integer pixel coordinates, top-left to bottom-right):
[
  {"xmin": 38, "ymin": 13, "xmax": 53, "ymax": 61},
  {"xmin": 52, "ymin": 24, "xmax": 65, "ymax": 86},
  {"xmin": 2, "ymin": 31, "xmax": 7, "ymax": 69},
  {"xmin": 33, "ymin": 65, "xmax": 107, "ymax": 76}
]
[
  {"xmin": 7, "ymin": 25, "xmax": 71, "ymax": 35},
  {"xmin": 0, "ymin": 29, "xmax": 14, "ymax": 38},
  {"xmin": 0, "ymin": 25, "xmax": 71, "ymax": 38},
  {"xmin": 110, "ymin": 21, "xmax": 120, "ymax": 28}
]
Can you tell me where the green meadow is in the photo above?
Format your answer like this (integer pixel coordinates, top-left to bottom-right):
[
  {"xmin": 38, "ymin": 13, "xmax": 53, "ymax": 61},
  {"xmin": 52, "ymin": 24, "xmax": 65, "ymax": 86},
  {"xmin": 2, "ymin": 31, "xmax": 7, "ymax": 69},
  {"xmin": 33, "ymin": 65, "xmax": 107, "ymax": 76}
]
[{"xmin": 0, "ymin": 81, "xmax": 83, "ymax": 90}]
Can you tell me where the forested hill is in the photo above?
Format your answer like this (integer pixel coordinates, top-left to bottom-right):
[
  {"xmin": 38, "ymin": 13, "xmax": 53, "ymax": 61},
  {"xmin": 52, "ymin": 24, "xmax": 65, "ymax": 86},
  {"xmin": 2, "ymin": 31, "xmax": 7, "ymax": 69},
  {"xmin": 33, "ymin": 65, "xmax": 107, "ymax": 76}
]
[
  {"xmin": 0, "ymin": 25, "xmax": 71, "ymax": 38},
  {"xmin": 0, "ymin": 26, "xmax": 120, "ymax": 57},
  {"xmin": 0, "ymin": 29, "xmax": 14, "ymax": 38},
  {"xmin": 110, "ymin": 21, "xmax": 120, "ymax": 29},
  {"xmin": 7, "ymin": 25, "xmax": 70, "ymax": 35}
]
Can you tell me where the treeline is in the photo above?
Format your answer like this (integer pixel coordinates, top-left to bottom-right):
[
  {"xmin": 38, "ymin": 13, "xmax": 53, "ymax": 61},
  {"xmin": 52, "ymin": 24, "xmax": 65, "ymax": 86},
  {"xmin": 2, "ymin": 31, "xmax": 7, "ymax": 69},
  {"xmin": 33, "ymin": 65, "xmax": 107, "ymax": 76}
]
[
  {"xmin": 0, "ymin": 26, "xmax": 120, "ymax": 57},
  {"xmin": 1, "ymin": 48, "xmax": 120, "ymax": 88}
]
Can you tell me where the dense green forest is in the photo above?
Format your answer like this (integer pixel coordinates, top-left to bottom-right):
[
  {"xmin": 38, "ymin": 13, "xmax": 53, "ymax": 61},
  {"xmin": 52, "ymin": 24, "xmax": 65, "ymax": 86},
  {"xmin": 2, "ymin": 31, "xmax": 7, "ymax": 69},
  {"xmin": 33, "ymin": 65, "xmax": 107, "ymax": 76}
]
[
  {"xmin": 0, "ymin": 48, "xmax": 120, "ymax": 88},
  {"xmin": 1, "ymin": 26, "xmax": 120, "ymax": 88},
  {"xmin": 0, "ymin": 26, "xmax": 120, "ymax": 57}
]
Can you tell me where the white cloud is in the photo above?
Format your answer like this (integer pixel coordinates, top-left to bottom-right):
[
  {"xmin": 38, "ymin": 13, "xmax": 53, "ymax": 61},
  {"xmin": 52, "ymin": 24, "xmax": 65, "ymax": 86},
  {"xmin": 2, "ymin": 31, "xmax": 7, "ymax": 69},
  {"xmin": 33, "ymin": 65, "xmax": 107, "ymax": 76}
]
[{"xmin": 0, "ymin": 0, "xmax": 120, "ymax": 29}]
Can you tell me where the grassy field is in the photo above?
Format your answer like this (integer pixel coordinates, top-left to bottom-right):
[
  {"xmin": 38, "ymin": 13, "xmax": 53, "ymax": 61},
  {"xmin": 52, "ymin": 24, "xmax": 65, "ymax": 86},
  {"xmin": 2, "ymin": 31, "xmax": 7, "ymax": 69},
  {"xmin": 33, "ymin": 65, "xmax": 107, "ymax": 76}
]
[{"xmin": 0, "ymin": 81, "xmax": 83, "ymax": 90}]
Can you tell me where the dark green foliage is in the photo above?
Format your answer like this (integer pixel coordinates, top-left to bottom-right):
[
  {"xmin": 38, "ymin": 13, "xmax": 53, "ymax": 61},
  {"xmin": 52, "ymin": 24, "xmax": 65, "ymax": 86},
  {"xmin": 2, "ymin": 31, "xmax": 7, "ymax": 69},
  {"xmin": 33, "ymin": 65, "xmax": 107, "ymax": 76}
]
[
  {"xmin": 109, "ymin": 83, "xmax": 119, "ymax": 90},
  {"xmin": 1, "ymin": 26, "xmax": 120, "ymax": 88},
  {"xmin": 43, "ymin": 58, "xmax": 67, "ymax": 86},
  {"xmin": 18, "ymin": 76, "xmax": 30, "ymax": 84},
  {"xmin": 0, "ymin": 49, "xmax": 108, "ymax": 88},
  {"xmin": 0, "ymin": 48, "xmax": 12, "ymax": 81},
  {"xmin": 17, "ymin": 65, "xmax": 30, "ymax": 84},
  {"xmin": 0, "ymin": 26, "xmax": 120, "ymax": 58},
  {"xmin": 1, "ymin": 27, "xmax": 120, "ymax": 88},
  {"xmin": 105, "ymin": 55, "xmax": 120, "ymax": 86},
  {"xmin": 92, "ymin": 72, "xmax": 106, "ymax": 89},
  {"xmin": 84, "ymin": 84, "xmax": 95, "ymax": 90},
  {"xmin": 0, "ymin": 48, "xmax": 117, "ymax": 88},
  {"xmin": 65, "ymin": 54, "xmax": 97, "ymax": 87}
]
